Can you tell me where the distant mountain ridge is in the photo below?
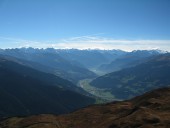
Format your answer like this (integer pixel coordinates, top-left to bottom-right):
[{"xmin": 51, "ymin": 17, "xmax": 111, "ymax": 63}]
[
  {"xmin": 98, "ymin": 50, "xmax": 163, "ymax": 73},
  {"xmin": 55, "ymin": 48, "xmax": 126, "ymax": 69},
  {"xmin": 0, "ymin": 48, "xmax": 164, "ymax": 77}
]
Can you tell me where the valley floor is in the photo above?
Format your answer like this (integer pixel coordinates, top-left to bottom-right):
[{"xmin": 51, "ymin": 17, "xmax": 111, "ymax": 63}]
[{"xmin": 77, "ymin": 79, "xmax": 119, "ymax": 103}]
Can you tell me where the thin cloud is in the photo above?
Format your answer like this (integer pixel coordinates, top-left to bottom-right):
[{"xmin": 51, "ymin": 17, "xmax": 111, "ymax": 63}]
[
  {"xmin": 0, "ymin": 36, "xmax": 170, "ymax": 51},
  {"xmin": 56, "ymin": 36, "xmax": 170, "ymax": 51}
]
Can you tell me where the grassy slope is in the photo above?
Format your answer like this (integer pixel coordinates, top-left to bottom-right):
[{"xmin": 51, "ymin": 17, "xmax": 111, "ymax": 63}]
[{"xmin": 1, "ymin": 87, "xmax": 170, "ymax": 128}]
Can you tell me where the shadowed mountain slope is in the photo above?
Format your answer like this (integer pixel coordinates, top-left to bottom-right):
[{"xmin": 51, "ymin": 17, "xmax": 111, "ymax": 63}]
[
  {"xmin": 0, "ymin": 57, "xmax": 95, "ymax": 118},
  {"xmin": 91, "ymin": 53, "xmax": 170, "ymax": 99}
]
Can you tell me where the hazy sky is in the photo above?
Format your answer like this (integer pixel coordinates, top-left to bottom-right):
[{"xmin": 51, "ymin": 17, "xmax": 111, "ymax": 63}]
[{"xmin": 0, "ymin": 0, "xmax": 170, "ymax": 51}]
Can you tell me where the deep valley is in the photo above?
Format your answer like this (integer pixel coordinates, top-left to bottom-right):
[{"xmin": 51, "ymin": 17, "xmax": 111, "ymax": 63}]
[{"xmin": 0, "ymin": 48, "xmax": 170, "ymax": 128}]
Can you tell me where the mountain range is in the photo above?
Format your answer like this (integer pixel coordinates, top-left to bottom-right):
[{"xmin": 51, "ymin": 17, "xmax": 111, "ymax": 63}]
[
  {"xmin": 0, "ymin": 48, "xmax": 169, "ymax": 125},
  {"xmin": 0, "ymin": 48, "xmax": 97, "ymax": 83},
  {"xmin": 0, "ymin": 48, "xmax": 163, "ymax": 78}
]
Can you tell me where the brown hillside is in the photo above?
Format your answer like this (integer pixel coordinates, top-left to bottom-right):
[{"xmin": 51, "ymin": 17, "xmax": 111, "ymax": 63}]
[{"xmin": 1, "ymin": 87, "xmax": 170, "ymax": 128}]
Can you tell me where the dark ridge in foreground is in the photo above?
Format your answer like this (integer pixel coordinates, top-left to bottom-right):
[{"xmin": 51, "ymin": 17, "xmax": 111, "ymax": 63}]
[{"xmin": 1, "ymin": 87, "xmax": 170, "ymax": 128}]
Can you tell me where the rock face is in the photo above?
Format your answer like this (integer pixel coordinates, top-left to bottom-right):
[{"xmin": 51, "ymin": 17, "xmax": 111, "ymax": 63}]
[{"xmin": 1, "ymin": 87, "xmax": 170, "ymax": 128}]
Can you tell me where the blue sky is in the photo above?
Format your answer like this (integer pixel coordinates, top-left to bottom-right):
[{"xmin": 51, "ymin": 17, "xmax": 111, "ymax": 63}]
[{"xmin": 0, "ymin": 0, "xmax": 170, "ymax": 51}]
